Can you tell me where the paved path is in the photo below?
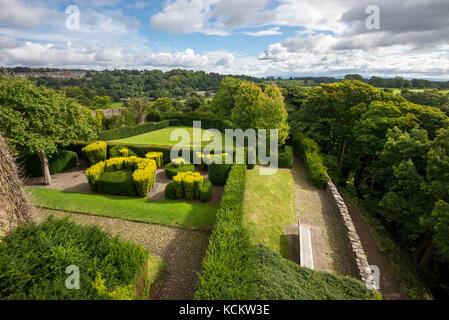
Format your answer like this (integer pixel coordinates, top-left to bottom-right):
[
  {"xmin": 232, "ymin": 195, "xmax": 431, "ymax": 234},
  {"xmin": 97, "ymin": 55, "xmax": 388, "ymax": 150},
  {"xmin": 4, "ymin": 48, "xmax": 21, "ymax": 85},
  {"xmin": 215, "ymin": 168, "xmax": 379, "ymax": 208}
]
[{"xmin": 37, "ymin": 209, "xmax": 210, "ymax": 300}]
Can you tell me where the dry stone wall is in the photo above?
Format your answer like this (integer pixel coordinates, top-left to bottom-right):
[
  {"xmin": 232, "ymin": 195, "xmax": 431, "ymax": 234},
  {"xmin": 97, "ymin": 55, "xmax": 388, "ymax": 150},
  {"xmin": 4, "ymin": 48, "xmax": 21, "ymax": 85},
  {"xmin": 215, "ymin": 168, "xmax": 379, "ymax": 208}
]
[
  {"xmin": 92, "ymin": 107, "xmax": 126, "ymax": 119},
  {"xmin": 326, "ymin": 181, "xmax": 376, "ymax": 289}
]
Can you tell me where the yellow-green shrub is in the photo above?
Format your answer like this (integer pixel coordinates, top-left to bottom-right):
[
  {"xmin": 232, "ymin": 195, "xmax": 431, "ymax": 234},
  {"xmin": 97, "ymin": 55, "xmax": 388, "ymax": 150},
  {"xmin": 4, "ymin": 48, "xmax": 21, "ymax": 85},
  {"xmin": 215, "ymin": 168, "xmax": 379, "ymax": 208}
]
[
  {"xmin": 85, "ymin": 161, "xmax": 105, "ymax": 191},
  {"xmin": 119, "ymin": 148, "xmax": 129, "ymax": 157},
  {"xmin": 85, "ymin": 156, "xmax": 156, "ymax": 197},
  {"xmin": 82, "ymin": 141, "xmax": 107, "ymax": 165},
  {"xmin": 172, "ymin": 171, "xmax": 203, "ymax": 200},
  {"xmin": 145, "ymin": 152, "xmax": 163, "ymax": 168}
]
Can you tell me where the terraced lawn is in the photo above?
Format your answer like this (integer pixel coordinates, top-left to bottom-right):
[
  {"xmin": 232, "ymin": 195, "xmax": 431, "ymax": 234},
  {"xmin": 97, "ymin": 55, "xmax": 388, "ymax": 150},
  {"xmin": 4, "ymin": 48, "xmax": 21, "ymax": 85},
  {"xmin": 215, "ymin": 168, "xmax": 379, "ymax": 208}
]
[
  {"xmin": 243, "ymin": 168, "xmax": 296, "ymax": 258},
  {"xmin": 108, "ymin": 126, "xmax": 231, "ymax": 146},
  {"xmin": 25, "ymin": 187, "xmax": 217, "ymax": 230}
]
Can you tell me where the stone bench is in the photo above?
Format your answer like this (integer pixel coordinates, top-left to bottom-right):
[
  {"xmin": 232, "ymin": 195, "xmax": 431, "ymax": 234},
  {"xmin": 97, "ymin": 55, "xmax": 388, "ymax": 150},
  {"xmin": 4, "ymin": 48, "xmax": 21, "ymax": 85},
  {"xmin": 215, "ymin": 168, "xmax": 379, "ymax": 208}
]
[{"xmin": 299, "ymin": 219, "xmax": 314, "ymax": 270}]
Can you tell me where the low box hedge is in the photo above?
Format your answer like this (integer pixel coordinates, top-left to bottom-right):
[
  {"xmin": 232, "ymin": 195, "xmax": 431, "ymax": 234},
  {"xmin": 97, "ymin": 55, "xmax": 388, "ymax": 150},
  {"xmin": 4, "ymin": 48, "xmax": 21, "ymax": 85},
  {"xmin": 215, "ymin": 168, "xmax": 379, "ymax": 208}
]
[
  {"xmin": 165, "ymin": 162, "xmax": 195, "ymax": 179},
  {"xmin": 96, "ymin": 170, "xmax": 137, "ymax": 196},
  {"xmin": 207, "ymin": 155, "xmax": 233, "ymax": 186},
  {"xmin": 99, "ymin": 120, "xmax": 170, "ymax": 141},
  {"xmin": 21, "ymin": 149, "xmax": 78, "ymax": 177},
  {"xmin": 85, "ymin": 156, "xmax": 157, "ymax": 197},
  {"xmin": 164, "ymin": 182, "xmax": 177, "ymax": 200},
  {"xmin": 145, "ymin": 152, "xmax": 163, "ymax": 168},
  {"xmin": 172, "ymin": 171, "xmax": 203, "ymax": 200},
  {"xmin": 0, "ymin": 216, "xmax": 152, "ymax": 300},
  {"xmin": 200, "ymin": 179, "xmax": 212, "ymax": 202},
  {"xmin": 109, "ymin": 145, "xmax": 137, "ymax": 158}
]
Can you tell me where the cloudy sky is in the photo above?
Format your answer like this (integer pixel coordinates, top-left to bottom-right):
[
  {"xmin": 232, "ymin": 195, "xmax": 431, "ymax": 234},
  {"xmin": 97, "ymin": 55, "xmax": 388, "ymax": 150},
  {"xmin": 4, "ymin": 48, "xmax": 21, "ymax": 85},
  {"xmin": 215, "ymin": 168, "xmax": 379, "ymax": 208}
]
[{"xmin": 0, "ymin": 0, "xmax": 448, "ymax": 79}]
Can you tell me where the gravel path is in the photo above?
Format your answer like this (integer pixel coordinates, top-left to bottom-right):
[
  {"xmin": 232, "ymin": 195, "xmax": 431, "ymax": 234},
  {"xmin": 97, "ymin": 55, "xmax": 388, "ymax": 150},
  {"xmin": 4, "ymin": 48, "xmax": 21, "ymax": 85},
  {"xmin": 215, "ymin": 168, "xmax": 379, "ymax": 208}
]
[
  {"xmin": 37, "ymin": 209, "xmax": 211, "ymax": 300},
  {"xmin": 281, "ymin": 160, "xmax": 354, "ymax": 276}
]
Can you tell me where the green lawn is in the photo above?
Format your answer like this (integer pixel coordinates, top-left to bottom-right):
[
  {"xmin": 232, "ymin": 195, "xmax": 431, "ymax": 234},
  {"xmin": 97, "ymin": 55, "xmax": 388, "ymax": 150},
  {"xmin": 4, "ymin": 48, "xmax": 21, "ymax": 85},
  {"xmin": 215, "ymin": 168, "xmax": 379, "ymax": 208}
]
[
  {"xmin": 108, "ymin": 125, "xmax": 236, "ymax": 147},
  {"xmin": 25, "ymin": 187, "xmax": 217, "ymax": 230},
  {"xmin": 243, "ymin": 168, "xmax": 296, "ymax": 257},
  {"xmin": 110, "ymin": 101, "xmax": 124, "ymax": 108}
]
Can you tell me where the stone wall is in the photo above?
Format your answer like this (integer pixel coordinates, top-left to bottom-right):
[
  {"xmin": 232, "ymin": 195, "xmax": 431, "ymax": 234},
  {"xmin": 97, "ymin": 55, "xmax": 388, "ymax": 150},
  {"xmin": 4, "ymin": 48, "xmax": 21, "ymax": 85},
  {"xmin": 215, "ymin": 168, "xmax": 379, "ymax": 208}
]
[
  {"xmin": 92, "ymin": 107, "xmax": 126, "ymax": 119},
  {"xmin": 326, "ymin": 181, "xmax": 376, "ymax": 289}
]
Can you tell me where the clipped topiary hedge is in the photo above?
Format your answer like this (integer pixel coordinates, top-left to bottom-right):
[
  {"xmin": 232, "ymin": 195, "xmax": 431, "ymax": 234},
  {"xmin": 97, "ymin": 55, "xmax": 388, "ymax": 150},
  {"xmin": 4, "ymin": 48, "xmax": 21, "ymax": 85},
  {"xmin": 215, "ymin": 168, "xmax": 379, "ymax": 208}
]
[
  {"xmin": 292, "ymin": 134, "xmax": 330, "ymax": 189},
  {"xmin": 82, "ymin": 141, "xmax": 107, "ymax": 166},
  {"xmin": 0, "ymin": 216, "xmax": 152, "ymax": 300},
  {"xmin": 278, "ymin": 145, "xmax": 293, "ymax": 168},
  {"xmin": 164, "ymin": 182, "xmax": 177, "ymax": 200},
  {"xmin": 165, "ymin": 162, "xmax": 195, "ymax": 179},
  {"xmin": 21, "ymin": 150, "xmax": 78, "ymax": 177},
  {"xmin": 109, "ymin": 145, "xmax": 137, "ymax": 158},
  {"xmin": 172, "ymin": 171, "xmax": 203, "ymax": 200},
  {"xmin": 98, "ymin": 120, "xmax": 170, "ymax": 141},
  {"xmin": 145, "ymin": 152, "xmax": 163, "ymax": 168},
  {"xmin": 85, "ymin": 156, "xmax": 156, "ymax": 197},
  {"xmin": 200, "ymin": 179, "xmax": 212, "ymax": 203},
  {"xmin": 96, "ymin": 170, "xmax": 137, "ymax": 196},
  {"xmin": 207, "ymin": 154, "xmax": 233, "ymax": 186}
]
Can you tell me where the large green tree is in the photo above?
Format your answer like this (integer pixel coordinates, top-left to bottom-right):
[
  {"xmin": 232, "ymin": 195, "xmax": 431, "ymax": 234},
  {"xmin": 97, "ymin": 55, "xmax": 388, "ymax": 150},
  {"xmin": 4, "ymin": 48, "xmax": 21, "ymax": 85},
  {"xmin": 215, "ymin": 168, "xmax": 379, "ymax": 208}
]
[
  {"xmin": 231, "ymin": 82, "xmax": 289, "ymax": 146},
  {"xmin": 0, "ymin": 76, "xmax": 97, "ymax": 184},
  {"xmin": 211, "ymin": 77, "xmax": 242, "ymax": 118},
  {"xmin": 127, "ymin": 98, "xmax": 150, "ymax": 124}
]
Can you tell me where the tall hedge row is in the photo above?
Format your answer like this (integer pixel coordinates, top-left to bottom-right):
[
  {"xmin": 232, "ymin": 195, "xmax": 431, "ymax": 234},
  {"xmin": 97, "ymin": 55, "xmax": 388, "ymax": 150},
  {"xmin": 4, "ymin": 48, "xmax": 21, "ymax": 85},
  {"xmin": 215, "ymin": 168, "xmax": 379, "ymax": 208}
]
[
  {"xmin": 292, "ymin": 134, "xmax": 330, "ymax": 189},
  {"xmin": 195, "ymin": 165, "xmax": 259, "ymax": 299},
  {"xmin": 98, "ymin": 120, "xmax": 170, "ymax": 141}
]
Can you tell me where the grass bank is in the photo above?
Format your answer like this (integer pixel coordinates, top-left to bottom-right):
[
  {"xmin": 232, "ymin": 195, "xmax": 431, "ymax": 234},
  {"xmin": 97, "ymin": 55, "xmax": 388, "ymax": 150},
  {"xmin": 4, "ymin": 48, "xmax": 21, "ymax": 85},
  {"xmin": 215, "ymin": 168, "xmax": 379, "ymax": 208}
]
[{"xmin": 243, "ymin": 168, "xmax": 296, "ymax": 257}]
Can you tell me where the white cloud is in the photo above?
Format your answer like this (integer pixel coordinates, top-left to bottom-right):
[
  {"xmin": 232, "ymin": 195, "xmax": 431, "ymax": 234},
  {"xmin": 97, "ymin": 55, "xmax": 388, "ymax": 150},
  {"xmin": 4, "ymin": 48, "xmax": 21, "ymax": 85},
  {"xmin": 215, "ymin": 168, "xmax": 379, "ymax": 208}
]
[
  {"xmin": 243, "ymin": 27, "xmax": 282, "ymax": 37},
  {"xmin": 0, "ymin": 0, "xmax": 55, "ymax": 28}
]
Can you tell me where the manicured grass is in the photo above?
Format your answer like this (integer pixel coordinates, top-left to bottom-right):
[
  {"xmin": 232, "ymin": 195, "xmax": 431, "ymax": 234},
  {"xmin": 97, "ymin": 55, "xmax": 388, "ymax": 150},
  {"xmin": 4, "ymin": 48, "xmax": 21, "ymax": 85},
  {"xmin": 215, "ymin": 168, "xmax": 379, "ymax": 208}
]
[
  {"xmin": 25, "ymin": 187, "xmax": 217, "ymax": 230},
  {"xmin": 110, "ymin": 101, "xmax": 124, "ymax": 108},
  {"xmin": 243, "ymin": 168, "xmax": 296, "ymax": 257},
  {"xmin": 108, "ymin": 126, "xmax": 228, "ymax": 146}
]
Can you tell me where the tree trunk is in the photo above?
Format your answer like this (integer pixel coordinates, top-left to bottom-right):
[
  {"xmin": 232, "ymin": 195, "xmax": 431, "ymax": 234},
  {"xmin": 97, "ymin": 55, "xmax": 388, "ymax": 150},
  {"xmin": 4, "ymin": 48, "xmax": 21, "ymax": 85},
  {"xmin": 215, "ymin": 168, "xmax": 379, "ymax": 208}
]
[
  {"xmin": 413, "ymin": 238, "xmax": 431, "ymax": 264},
  {"xmin": 339, "ymin": 138, "xmax": 347, "ymax": 172},
  {"xmin": 418, "ymin": 242, "xmax": 436, "ymax": 268},
  {"xmin": 0, "ymin": 133, "xmax": 36, "ymax": 231},
  {"xmin": 37, "ymin": 150, "xmax": 52, "ymax": 185}
]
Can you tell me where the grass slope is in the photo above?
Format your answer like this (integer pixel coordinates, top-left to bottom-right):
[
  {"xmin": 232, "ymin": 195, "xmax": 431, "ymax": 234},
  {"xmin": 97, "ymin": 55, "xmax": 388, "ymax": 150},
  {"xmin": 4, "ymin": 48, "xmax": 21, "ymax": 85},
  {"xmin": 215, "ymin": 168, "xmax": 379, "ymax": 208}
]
[
  {"xmin": 243, "ymin": 168, "xmax": 296, "ymax": 257},
  {"xmin": 25, "ymin": 187, "xmax": 217, "ymax": 230},
  {"xmin": 255, "ymin": 245, "xmax": 379, "ymax": 300}
]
